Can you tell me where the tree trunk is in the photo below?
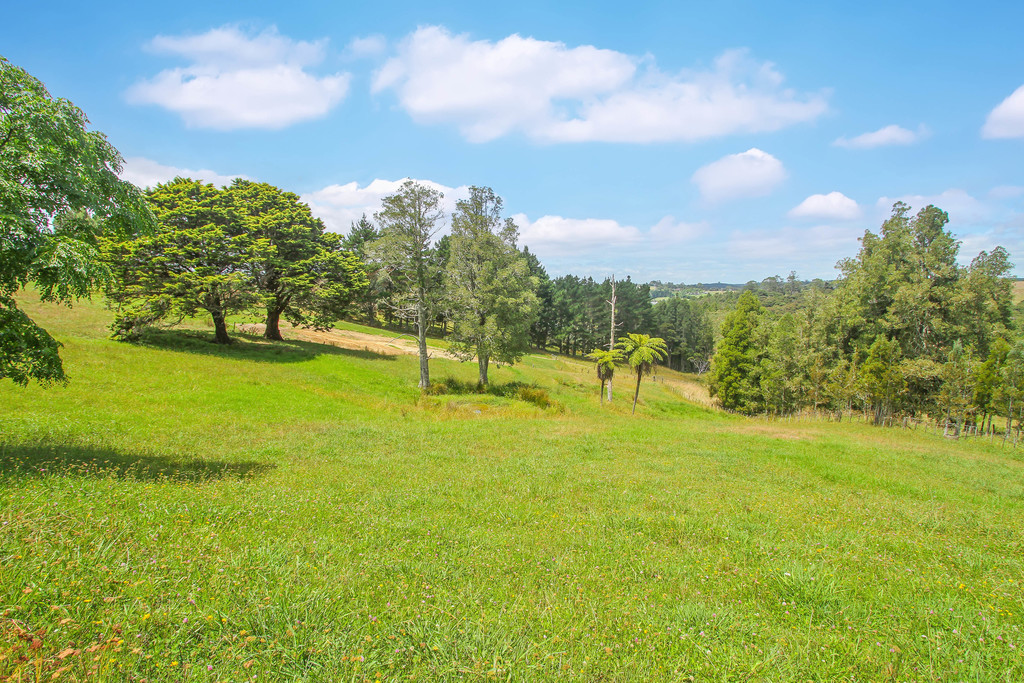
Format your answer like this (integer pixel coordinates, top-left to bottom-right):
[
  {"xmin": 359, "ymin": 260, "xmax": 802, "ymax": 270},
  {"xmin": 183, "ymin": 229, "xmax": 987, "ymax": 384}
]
[
  {"xmin": 212, "ymin": 312, "xmax": 231, "ymax": 345},
  {"xmin": 632, "ymin": 372, "xmax": 642, "ymax": 415},
  {"xmin": 264, "ymin": 306, "xmax": 284, "ymax": 341},
  {"xmin": 478, "ymin": 352, "xmax": 489, "ymax": 386},
  {"xmin": 1005, "ymin": 397, "xmax": 1012, "ymax": 444},
  {"xmin": 607, "ymin": 275, "xmax": 616, "ymax": 402},
  {"xmin": 416, "ymin": 300, "xmax": 430, "ymax": 389},
  {"xmin": 599, "ymin": 379, "xmax": 605, "ymax": 405}
]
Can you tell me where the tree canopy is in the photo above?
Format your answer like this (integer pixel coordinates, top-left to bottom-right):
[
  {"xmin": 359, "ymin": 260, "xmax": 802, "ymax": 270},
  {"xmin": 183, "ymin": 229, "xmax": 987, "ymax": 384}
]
[
  {"xmin": 586, "ymin": 348, "xmax": 622, "ymax": 404},
  {"xmin": 105, "ymin": 178, "xmax": 267, "ymax": 344},
  {"xmin": 1, "ymin": 56, "xmax": 152, "ymax": 384},
  {"xmin": 710, "ymin": 290, "xmax": 765, "ymax": 413},
  {"xmin": 228, "ymin": 179, "xmax": 366, "ymax": 340}
]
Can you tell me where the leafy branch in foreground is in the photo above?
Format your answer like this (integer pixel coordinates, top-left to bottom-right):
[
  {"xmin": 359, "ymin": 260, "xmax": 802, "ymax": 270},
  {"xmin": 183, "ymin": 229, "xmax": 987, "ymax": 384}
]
[{"xmin": 0, "ymin": 56, "xmax": 152, "ymax": 384}]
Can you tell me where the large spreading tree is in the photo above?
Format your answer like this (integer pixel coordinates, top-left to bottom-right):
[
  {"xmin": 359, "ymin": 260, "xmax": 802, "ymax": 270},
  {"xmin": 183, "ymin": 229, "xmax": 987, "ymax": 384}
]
[
  {"xmin": 105, "ymin": 178, "xmax": 268, "ymax": 344},
  {"xmin": 1, "ymin": 56, "xmax": 152, "ymax": 384},
  {"xmin": 445, "ymin": 186, "xmax": 538, "ymax": 385},
  {"xmin": 227, "ymin": 179, "xmax": 366, "ymax": 340}
]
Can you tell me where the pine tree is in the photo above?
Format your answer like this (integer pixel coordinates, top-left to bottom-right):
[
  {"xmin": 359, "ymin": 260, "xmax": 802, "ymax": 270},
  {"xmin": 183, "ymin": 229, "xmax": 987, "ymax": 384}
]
[
  {"xmin": 710, "ymin": 291, "xmax": 764, "ymax": 413},
  {"xmin": 445, "ymin": 187, "xmax": 538, "ymax": 385}
]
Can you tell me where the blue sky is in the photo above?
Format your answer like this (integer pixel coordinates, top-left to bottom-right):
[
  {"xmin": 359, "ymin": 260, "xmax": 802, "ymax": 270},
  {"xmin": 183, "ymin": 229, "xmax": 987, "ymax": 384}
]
[{"xmin": 4, "ymin": 1, "xmax": 1023, "ymax": 281}]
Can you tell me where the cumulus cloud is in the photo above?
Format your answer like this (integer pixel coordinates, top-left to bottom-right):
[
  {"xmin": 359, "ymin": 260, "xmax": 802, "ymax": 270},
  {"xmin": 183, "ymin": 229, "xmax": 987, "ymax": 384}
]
[
  {"xmin": 120, "ymin": 156, "xmax": 248, "ymax": 189},
  {"xmin": 788, "ymin": 191, "xmax": 861, "ymax": 221},
  {"xmin": 982, "ymin": 85, "xmax": 1024, "ymax": 139},
  {"xmin": 959, "ymin": 221, "xmax": 1024, "ymax": 265},
  {"xmin": 511, "ymin": 212, "xmax": 710, "ymax": 275},
  {"xmin": 513, "ymin": 214, "xmax": 643, "ymax": 254},
  {"xmin": 373, "ymin": 26, "xmax": 827, "ymax": 143},
  {"xmin": 833, "ymin": 124, "xmax": 928, "ymax": 149},
  {"xmin": 127, "ymin": 25, "xmax": 350, "ymax": 130},
  {"xmin": 691, "ymin": 148, "xmax": 787, "ymax": 203},
  {"xmin": 302, "ymin": 178, "xmax": 470, "ymax": 233},
  {"xmin": 648, "ymin": 216, "xmax": 707, "ymax": 243}
]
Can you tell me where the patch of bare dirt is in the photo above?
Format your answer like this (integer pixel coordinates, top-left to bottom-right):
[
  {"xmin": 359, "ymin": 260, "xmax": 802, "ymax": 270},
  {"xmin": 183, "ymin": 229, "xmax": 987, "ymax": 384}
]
[{"xmin": 237, "ymin": 323, "xmax": 454, "ymax": 358}]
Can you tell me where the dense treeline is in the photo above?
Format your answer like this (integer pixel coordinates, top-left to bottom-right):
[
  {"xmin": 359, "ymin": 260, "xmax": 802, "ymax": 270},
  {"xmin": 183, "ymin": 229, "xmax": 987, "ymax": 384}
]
[{"xmin": 709, "ymin": 202, "xmax": 1023, "ymax": 440}]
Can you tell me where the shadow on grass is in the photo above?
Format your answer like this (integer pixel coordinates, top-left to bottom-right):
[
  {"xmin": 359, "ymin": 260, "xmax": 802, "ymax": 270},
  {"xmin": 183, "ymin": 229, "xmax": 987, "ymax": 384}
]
[
  {"xmin": 127, "ymin": 329, "xmax": 396, "ymax": 363},
  {"xmin": 0, "ymin": 443, "xmax": 275, "ymax": 483}
]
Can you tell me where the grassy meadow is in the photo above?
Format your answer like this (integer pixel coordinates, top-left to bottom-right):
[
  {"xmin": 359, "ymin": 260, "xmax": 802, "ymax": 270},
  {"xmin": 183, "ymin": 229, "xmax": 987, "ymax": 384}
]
[{"xmin": 1, "ymin": 296, "xmax": 1023, "ymax": 681}]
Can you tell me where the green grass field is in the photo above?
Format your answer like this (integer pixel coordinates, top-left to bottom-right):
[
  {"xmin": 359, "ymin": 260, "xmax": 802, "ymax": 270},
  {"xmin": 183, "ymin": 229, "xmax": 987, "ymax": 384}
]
[{"xmin": 2, "ymin": 296, "xmax": 1022, "ymax": 681}]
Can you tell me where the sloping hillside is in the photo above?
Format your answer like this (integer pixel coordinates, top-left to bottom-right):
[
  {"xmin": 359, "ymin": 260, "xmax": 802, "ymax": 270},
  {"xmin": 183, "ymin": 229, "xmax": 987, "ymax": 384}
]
[{"xmin": 2, "ymin": 297, "xmax": 1022, "ymax": 681}]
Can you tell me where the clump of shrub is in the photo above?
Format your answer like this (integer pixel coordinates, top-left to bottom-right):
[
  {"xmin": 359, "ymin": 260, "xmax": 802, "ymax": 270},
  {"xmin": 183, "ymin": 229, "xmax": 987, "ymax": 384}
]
[
  {"xmin": 423, "ymin": 378, "xmax": 560, "ymax": 411},
  {"xmin": 422, "ymin": 377, "xmax": 479, "ymax": 395},
  {"xmin": 515, "ymin": 385, "xmax": 553, "ymax": 409}
]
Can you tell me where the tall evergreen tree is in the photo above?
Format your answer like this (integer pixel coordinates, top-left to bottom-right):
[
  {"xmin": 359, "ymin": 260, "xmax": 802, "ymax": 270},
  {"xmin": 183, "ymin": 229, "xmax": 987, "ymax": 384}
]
[
  {"xmin": 937, "ymin": 341, "xmax": 977, "ymax": 436},
  {"xmin": 371, "ymin": 181, "xmax": 445, "ymax": 388},
  {"xmin": 652, "ymin": 297, "xmax": 714, "ymax": 372},
  {"xmin": 860, "ymin": 335, "xmax": 906, "ymax": 425},
  {"xmin": 445, "ymin": 187, "xmax": 538, "ymax": 385},
  {"xmin": 710, "ymin": 291, "xmax": 764, "ymax": 413},
  {"xmin": 521, "ymin": 246, "xmax": 554, "ymax": 349}
]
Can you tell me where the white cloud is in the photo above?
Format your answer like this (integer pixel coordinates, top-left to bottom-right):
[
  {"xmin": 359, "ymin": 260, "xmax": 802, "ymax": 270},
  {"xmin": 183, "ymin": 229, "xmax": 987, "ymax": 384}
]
[
  {"xmin": 373, "ymin": 26, "xmax": 827, "ymax": 143},
  {"xmin": 127, "ymin": 25, "xmax": 350, "ymax": 130},
  {"xmin": 691, "ymin": 148, "xmax": 786, "ymax": 203},
  {"xmin": 982, "ymin": 85, "xmax": 1024, "ymax": 139},
  {"xmin": 512, "ymin": 212, "xmax": 711, "ymax": 273},
  {"xmin": 345, "ymin": 34, "xmax": 388, "ymax": 59},
  {"xmin": 120, "ymin": 156, "xmax": 248, "ymax": 189},
  {"xmin": 988, "ymin": 185, "xmax": 1024, "ymax": 200},
  {"xmin": 648, "ymin": 216, "xmax": 707, "ymax": 243},
  {"xmin": 513, "ymin": 214, "xmax": 643, "ymax": 255},
  {"xmin": 302, "ymin": 178, "xmax": 470, "ymax": 233},
  {"xmin": 788, "ymin": 191, "xmax": 861, "ymax": 221},
  {"xmin": 876, "ymin": 188, "xmax": 990, "ymax": 224},
  {"xmin": 833, "ymin": 124, "xmax": 928, "ymax": 149}
]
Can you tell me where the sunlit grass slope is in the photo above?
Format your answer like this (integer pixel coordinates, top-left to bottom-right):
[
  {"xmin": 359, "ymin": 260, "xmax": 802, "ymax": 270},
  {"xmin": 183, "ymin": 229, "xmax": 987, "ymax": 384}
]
[{"xmin": 1, "ymin": 296, "xmax": 1022, "ymax": 681}]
